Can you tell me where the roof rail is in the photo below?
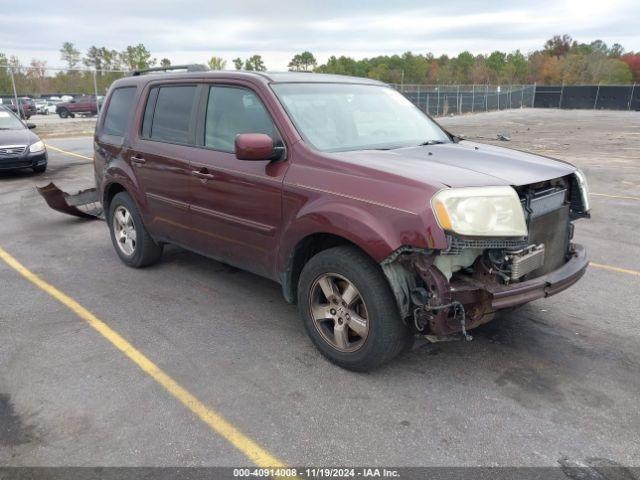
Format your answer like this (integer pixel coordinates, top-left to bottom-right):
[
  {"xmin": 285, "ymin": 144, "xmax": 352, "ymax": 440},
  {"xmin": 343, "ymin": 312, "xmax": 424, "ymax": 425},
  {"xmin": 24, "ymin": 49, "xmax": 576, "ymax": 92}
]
[{"xmin": 131, "ymin": 64, "xmax": 209, "ymax": 76}]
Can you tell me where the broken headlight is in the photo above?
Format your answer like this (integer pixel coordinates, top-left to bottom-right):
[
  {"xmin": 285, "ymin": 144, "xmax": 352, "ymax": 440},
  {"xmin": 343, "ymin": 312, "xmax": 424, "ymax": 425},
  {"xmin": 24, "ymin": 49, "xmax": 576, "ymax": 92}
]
[
  {"xmin": 432, "ymin": 186, "xmax": 527, "ymax": 237},
  {"xmin": 573, "ymin": 169, "xmax": 590, "ymax": 213}
]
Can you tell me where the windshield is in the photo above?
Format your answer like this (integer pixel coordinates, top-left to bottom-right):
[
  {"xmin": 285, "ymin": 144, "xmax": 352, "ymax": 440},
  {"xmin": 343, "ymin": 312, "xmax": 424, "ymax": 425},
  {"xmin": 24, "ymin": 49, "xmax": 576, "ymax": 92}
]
[
  {"xmin": 272, "ymin": 83, "xmax": 450, "ymax": 152},
  {"xmin": 0, "ymin": 109, "xmax": 25, "ymax": 130}
]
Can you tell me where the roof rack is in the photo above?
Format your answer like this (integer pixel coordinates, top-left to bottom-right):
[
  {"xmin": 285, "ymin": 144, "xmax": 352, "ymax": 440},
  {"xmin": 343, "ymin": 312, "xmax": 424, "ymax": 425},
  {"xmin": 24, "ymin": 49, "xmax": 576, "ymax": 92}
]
[{"xmin": 131, "ymin": 64, "xmax": 209, "ymax": 76}]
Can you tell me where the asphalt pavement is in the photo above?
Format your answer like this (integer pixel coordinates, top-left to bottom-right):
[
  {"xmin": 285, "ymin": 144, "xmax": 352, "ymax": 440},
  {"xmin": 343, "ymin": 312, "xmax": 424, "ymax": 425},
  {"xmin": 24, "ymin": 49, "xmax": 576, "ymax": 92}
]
[{"xmin": 1, "ymin": 110, "xmax": 639, "ymax": 469}]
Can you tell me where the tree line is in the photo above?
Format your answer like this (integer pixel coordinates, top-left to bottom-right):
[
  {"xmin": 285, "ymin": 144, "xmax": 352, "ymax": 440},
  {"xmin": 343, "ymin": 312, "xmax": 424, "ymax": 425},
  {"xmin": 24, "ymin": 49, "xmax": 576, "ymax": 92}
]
[{"xmin": 1, "ymin": 34, "xmax": 639, "ymax": 96}]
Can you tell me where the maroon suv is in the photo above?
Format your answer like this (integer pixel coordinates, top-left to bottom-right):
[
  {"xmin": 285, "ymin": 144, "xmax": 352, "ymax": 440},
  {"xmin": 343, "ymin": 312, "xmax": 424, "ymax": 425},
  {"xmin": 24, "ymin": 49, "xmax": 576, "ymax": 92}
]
[
  {"xmin": 94, "ymin": 71, "xmax": 590, "ymax": 371},
  {"xmin": 56, "ymin": 95, "xmax": 99, "ymax": 118}
]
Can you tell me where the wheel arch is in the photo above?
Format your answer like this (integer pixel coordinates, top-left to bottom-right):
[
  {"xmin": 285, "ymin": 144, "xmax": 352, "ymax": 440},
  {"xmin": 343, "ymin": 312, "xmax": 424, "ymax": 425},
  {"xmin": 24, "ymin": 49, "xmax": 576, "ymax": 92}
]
[
  {"xmin": 281, "ymin": 232, "xmax": 376, "ymax": 304},
  {"xmin": 102, "ymin": 181, "xmax": 129, "ymax": 215}
]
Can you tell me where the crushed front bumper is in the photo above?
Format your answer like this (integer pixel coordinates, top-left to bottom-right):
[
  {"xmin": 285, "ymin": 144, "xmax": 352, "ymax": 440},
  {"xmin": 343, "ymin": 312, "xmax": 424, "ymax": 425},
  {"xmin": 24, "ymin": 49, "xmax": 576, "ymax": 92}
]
[
  {"xmin": 482, "ymin": 244, "xmax": 588, "ymax": 309},
  {"xmin": 388, "ymin": 244, "xmax": 588, "ymax": 337}
]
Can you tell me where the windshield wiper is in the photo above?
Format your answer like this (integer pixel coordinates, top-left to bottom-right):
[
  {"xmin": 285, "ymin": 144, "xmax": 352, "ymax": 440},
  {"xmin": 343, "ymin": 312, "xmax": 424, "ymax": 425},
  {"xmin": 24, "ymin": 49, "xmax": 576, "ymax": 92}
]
[{"xmin": 418, "ymin": 140, "xmax": 446, "ymax": 146}]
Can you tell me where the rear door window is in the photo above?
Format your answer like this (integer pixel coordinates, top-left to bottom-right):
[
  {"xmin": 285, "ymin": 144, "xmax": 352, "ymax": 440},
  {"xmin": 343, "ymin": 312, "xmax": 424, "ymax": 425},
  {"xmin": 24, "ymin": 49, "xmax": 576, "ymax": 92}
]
[
  {"xmin": 144, "ymin": 85, "xmax": 198, "ymax": 145},
  {"xmin": 102, "ymin": 87, "xmax": 136, "ymax": 137}
]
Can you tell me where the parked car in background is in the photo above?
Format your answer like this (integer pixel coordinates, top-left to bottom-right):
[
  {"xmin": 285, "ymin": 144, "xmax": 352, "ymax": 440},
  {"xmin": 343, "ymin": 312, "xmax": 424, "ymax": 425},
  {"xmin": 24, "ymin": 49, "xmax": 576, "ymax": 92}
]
[
  {"xmin": 89, "ymin": 70, "xmax": 590, "ymax": 371},
  {"xmin": 56, "ymin": 95, "xmax": 99, "ymax": 118},
  {"xmin": 46, "ymin": 100, "xmax": 62, "ymax": 115},
  {"xmin": 0, "ymin": 105, "xmax": 47, "ymax": 173},
  {"xmin": 35, "ymin": 99, "xmax": 49, "ymax": 115},
  {"xmin": 0, "ymin": 97, "xmax": 36, "ymax": 119}
]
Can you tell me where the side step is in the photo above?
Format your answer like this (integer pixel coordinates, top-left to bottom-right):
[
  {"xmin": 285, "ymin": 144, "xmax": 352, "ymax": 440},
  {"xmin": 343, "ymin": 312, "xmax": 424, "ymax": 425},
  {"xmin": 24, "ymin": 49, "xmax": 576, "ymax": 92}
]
[{"xmin": 36, "ymin": 183, "xmax": 104, "ymax": 219}]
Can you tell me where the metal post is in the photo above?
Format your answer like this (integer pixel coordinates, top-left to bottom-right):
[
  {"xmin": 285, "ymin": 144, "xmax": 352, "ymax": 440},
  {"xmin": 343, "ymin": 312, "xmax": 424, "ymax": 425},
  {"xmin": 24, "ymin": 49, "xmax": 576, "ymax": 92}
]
[
  {"xmin": 436, "ymin": 86, "xmax": 440, "ymax": 116},
  {"xmin": 93, "ymin": 70, "xmax": 101, "ymax": 116},
  {"xmin": 456, "ymin": 85, "xmax": 460, "ymax": 114},
  {"xmin": 497, "ymin": 86, "xmax": 500, "ymax": 111},
  {"xmin": 426, "ymin": 93, "xmax": 430, "ymax": 115},
  {"xmin": 593, "ymin": 82, "xmax": 601, "ymax": 110},
  {"xmin": 9, "ymin": 67, "xmax": 20, "ymax": 118},
  {"xmin": 520, "ymin": 84, "xmax": 525, "ymax": 108},
  {"xmin": 508, "ymin": 84, "xmax": 512, "ymax": 109},
  {"xmin": 532, "ymin": 82, "xmax": 536, "ymax": 108},
  {"xmin": 471, "ymin": 85, "xmax": 475, "ymax": 113},
  {"xmin": 559, "ymin": 82, "xmax": 564, "ymax": 109},
  {"xmin": 485, "ymin": 84, "xmax": 488, "ymax": 112},
  {"xmin": 628, "ymin": 83, "xmax": 635, "ymax": 111}
]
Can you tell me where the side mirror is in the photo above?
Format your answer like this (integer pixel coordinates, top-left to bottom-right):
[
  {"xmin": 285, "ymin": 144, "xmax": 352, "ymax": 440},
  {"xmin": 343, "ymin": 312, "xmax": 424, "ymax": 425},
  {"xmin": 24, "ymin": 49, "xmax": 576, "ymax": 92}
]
[
  {"xmin": 26, "ymin": 122, "xmax": 36, "ymax": 129},
  {"xmin": 235, "ymin": 133, "xmax": 278, "ymax": 161}
]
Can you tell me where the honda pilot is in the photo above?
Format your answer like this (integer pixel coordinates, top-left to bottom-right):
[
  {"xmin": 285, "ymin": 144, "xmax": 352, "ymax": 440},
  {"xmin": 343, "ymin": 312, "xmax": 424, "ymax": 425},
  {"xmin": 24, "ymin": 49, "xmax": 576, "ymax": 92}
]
[{"xmin": 94, "ymin": 69, "xmax": 590, "ymax": 371}]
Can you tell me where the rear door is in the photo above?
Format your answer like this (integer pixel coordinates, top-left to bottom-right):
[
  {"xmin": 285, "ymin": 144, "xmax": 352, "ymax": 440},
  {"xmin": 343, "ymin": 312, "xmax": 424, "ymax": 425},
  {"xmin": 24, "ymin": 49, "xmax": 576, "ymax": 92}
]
[
  {"xmin": 127, "ymin": 83, "xmax": 201, "ymax": 245},
  {"xmin": 187, "ymin": 83, "xmax": 289, "ymax": 279}
]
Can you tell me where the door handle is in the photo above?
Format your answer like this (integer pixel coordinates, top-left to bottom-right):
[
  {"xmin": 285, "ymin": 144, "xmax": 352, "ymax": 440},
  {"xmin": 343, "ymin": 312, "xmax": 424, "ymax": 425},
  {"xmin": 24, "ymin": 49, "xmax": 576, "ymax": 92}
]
[
  {"xmin": 131, "ymin": 154, "xmax": 146, "ymax": 166},
  {"xmin": 192, "ymin": 169, "xmax": 216, "ymax": 181}
]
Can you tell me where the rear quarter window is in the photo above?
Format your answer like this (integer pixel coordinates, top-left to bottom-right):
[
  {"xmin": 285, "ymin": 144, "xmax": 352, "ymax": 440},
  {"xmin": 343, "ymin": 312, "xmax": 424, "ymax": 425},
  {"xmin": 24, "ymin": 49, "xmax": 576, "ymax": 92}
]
[{"xmin": 103, "ymin": 87, "xmax": 136, "ymax": 137}]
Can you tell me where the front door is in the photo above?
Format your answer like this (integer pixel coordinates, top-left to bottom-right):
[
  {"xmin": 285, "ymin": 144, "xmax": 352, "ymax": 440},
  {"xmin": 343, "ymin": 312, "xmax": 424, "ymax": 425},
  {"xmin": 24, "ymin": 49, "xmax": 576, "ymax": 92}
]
[
  {"xmin": 187, "ymin": 84, "xmax": 289, "ymax": 279},
  {"xmin": 128, "ymin": 84, "xmax": 200, "ymax": 245}
]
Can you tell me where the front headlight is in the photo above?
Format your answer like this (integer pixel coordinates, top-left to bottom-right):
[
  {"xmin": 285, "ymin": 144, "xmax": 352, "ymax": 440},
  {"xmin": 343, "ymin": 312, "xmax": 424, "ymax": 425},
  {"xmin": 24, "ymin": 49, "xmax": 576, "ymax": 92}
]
[
  {"xmin": 574, "ymin": 169, "xmax": 590, "ymax": 213},
  {"xmin": 432, "ymin": 186, "xmax": 527, "ymax": 237},
  {"xmin": 29, "ymin": 140, "xmax": 45, "ymax": 153}
]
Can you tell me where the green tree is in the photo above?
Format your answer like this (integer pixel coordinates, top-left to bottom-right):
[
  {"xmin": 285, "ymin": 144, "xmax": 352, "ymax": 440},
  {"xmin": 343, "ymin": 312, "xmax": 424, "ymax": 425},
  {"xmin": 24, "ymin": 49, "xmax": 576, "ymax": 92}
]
[
  {"xmin": 233, "ymin": 57, "xmax": 243, "ymax": 70},
  {"xmin": 160, "ymin": 58, "xmax": 171, "ymax": 68},
  {"xmin": 503, "ymin": 50, "xmax": 528, "ymax": 83},
  {"xmin": 486, "ymin": 51, "xmax": 507, "ymax": 81},
  {"xmin": 0, "ymin": 52, "xmax": 12, "ymax": 95},
  {"xmin": 608, "ymin": 43, "xmax": 625, "ymax": 58},
  {"xmin": 452, "ymin": 51, "xmax": 474, "ymax": 83},
  {"xmin": 244, "ymin": 55, "xmax": 266, "ymax": 71},
  {"xmin": 544, "ymin": 34, "xmax": 572, "ymax": 57},
  {"xmin": 120, "ymin": 44, "xmax": 156, "ymax": 71},
  {"xmin": 288, "ymin": 51, "xmax": 317, "ymax": 71},
  {"xmin": 83, "ymin": 46, "xmax": 103, "ymax": 71},
  {"xmin": 208, "ymin": 56, "xmax": 227, "ymax": 70},
  {"xmin": 60, "ymin": 42, "xmax": 81, "ymax": 70}
]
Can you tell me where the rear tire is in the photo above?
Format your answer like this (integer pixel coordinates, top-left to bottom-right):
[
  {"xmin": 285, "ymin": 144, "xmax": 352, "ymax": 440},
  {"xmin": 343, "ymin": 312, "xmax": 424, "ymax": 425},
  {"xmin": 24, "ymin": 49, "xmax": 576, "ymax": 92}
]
[
  {"xmin": 108, "ymin": 192, "xmax": 162, "ymax": 268},
  {"xmin": 58, "ymin": 108, "xmax": 70, "ymax": 119},
  {"xmin": 298, "ymin": 246, "xmax": 412, "ymax": 371}
]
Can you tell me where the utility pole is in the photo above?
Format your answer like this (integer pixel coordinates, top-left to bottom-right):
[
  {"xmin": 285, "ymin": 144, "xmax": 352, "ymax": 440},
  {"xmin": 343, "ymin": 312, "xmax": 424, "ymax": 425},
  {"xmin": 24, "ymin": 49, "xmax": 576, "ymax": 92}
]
[
  {"xmin": 10, "ymin": 66, "xmax": 20, "ymax": 118},
  {"xmin": 93, "ymin": 70, "xmax": 101, "ymax": 116}
]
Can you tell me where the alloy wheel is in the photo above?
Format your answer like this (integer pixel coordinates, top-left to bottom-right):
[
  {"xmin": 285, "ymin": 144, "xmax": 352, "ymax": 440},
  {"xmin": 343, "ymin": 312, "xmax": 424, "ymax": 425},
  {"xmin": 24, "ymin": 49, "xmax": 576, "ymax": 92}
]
[
  {"xmin": 112, "ymin": 205, "xmax": 137, "ymax": 256},
  {"xmin": 308, "ymin": 273, "xmax": 370, "ymax": 352}
]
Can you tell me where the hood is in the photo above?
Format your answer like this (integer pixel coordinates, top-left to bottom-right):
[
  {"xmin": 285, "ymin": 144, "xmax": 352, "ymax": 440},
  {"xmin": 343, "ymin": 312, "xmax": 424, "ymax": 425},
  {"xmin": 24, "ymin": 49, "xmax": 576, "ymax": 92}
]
[
  {"xmin": 328, "ymin": 140, "xmax": 576, "ymax": 188},
  {"xmin": 0, "ymin": 128, "xmax": 38, "ymax": 147}
]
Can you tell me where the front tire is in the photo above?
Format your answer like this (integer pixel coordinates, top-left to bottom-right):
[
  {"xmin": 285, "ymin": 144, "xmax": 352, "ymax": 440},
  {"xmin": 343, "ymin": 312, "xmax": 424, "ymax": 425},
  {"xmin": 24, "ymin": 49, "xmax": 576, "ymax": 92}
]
[
  {"xmin": 298, "ymin": 246, "xmax": 412, "ymax": 371},
  {"xmin": 108, "ymin": 192, "xmax": 162, "ymax": 268},
  {"xmin": 58, "ymin": 108, "xmax": 70, "ymax": 119},
  {"xmin": 32, "ymin": 164, "xmax": 47, "ymax": 173}
]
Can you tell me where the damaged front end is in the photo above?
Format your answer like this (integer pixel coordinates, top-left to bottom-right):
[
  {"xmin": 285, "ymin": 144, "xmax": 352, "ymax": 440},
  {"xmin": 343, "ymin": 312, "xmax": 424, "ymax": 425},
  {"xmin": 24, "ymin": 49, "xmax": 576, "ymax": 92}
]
[
  {"xmin": 382, "ymin": 174, "xmax": 590, "ymax": 339},
  {"xmin": 37, "ymin": 183, "xmax": 103, "ymax": 219}
]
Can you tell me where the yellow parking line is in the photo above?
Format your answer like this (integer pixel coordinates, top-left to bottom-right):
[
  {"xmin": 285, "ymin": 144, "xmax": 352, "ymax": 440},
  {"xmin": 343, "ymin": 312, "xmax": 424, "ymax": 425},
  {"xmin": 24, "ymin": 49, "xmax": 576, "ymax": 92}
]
[
  {"xmin": 0, "ymin": 245, "xmax": 286, "ymax": 468},
  {"xmin": 45, "ymin": 143, "xmax": 93, "ymax": 161},
  {"xmin": 591, "ymin": 192, "xmax": 640, "ymax": 201},
  {"xmin": 590, "ymin": 262, "xmax": 640, "ymax": 277}
]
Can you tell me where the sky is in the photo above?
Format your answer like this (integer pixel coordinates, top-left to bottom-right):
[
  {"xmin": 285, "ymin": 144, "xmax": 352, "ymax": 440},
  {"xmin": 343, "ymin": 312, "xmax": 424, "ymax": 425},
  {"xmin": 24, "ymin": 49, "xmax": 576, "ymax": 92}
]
[{"xmin": 1, "ymin": 0, "xmax": 639, "ymax": 70}]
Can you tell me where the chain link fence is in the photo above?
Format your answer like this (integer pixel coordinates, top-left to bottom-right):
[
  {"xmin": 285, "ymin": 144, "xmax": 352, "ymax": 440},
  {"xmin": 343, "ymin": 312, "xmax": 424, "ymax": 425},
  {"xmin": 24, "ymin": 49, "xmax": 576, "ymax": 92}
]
[{"xmin": 391, "ymin": 84, "xmax": 536, "ymax": 116}]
